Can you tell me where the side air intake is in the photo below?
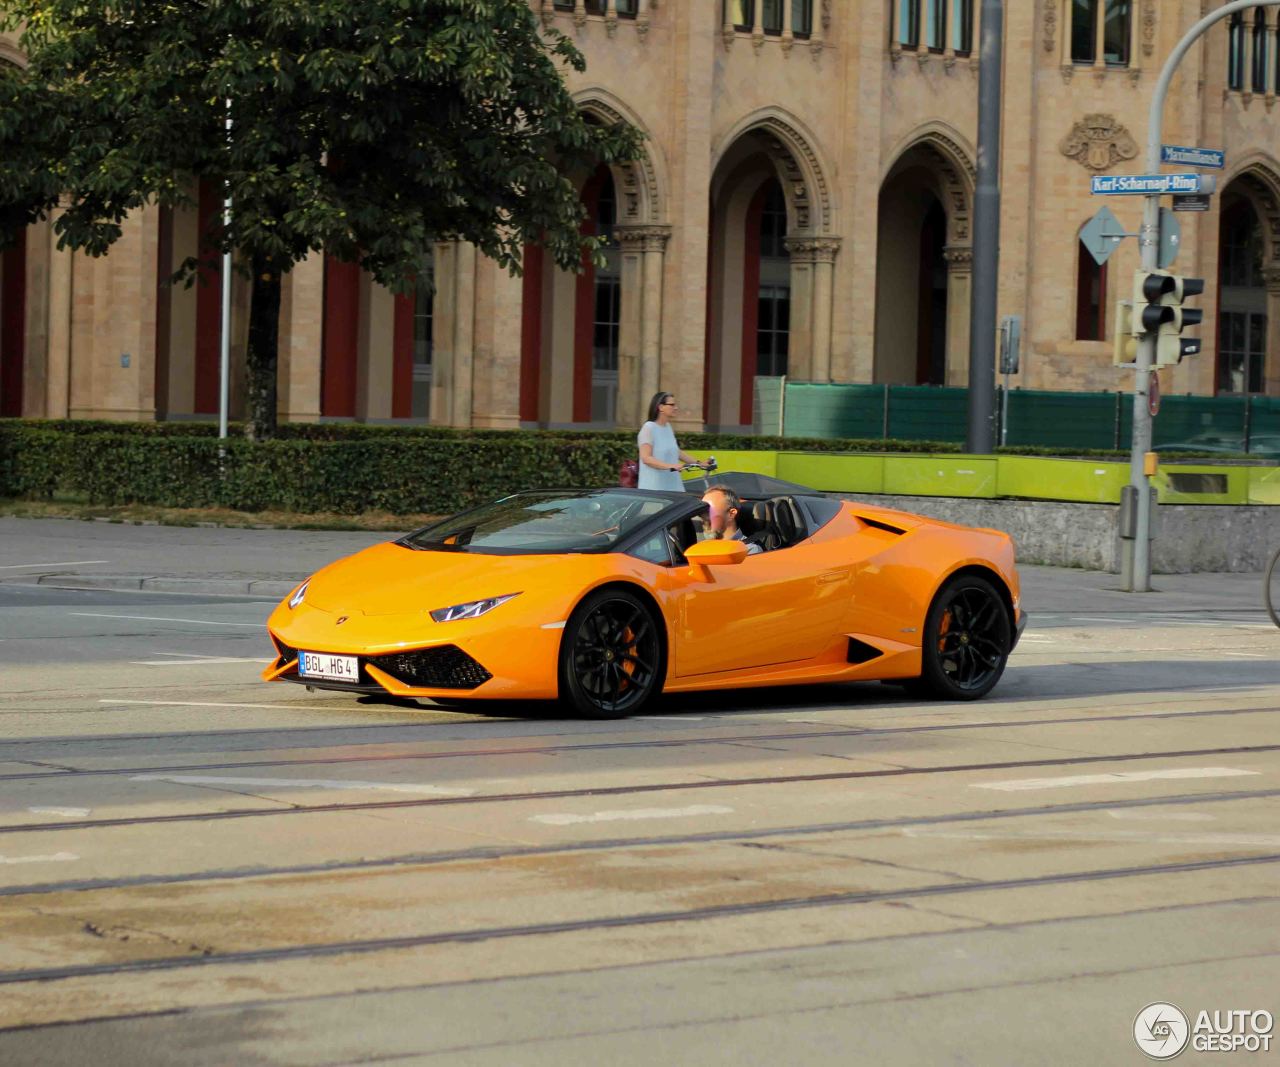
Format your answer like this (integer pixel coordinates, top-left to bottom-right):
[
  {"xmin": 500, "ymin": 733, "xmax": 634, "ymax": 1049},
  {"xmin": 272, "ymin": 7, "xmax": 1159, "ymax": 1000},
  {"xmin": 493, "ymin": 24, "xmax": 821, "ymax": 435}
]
[
  {"xmin": 846, "ymin": 637, "xmax": 884, "ymax": 664},
  {"xmin": 857, "ymin": 516, "xmax": 907, "ymax": 536}
]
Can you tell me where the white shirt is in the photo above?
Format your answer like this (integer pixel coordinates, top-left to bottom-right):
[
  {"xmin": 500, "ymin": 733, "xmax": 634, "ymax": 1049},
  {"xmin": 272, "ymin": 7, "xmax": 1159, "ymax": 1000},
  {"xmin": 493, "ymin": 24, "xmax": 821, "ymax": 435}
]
[{"xmin": 637, "ymin": 421, "xmax": 684, "ymax": 492}]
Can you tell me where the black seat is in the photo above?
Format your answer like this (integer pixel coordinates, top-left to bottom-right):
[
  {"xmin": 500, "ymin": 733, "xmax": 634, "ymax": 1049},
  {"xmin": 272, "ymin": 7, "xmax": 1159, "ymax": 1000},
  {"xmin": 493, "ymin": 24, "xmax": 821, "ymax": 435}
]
[
  {"xmin": 750, "ymin": 500, "xmax": 781, "ymax": 552},
  {"xmin": 766, "ymin": 496, "xmax": 807, "ymax": 549}
]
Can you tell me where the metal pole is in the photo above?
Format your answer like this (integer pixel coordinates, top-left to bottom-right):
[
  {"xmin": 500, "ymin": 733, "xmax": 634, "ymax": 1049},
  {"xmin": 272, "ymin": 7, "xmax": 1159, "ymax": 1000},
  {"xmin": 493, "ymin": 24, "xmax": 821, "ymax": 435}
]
[
  {"xmin": 219, "ymin": 98, "xmax": 232, "ymax": 441},
  {"xmin": 966, "ymin": 0, "xmax": 1002, "ymax": 454},
  {"xmin": 1127, "ymin": 0, "xmax": 1279, "ymax": 591}
]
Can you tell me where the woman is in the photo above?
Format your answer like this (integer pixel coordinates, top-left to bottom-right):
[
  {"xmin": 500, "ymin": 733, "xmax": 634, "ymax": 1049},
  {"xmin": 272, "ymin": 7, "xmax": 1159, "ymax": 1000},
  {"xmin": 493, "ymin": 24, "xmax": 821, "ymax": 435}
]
[{"xmin": 637, "ymin": 391, "xmax": 708, "ymax": 491}]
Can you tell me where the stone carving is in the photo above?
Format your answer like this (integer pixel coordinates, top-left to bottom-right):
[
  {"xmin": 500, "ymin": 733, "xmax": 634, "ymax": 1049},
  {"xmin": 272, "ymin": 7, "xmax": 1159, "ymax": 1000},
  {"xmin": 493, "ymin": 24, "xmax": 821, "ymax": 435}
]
[
  {"xmin": 1043, "ymin": 0, "xmax": 1057, "ymax": 53},
  {"xmin": 822, "ymin": 0, "xmax": 831, "ymax": 31},
  {"xmin": 784, "ymin": 236, "xmax": 842, "ymax": 263},
  {"xmin": 614, "ymin": 225, "xmax": 672, "ymax": 253},
  {"xmin": 1060, "ymin": 114, "xmax": 1139, "ymax": 171},
  {"xmin": 1142, "ymin": 0, "xmax": 1156, "ymax": 57},
  {"xmin": 943, "ymin": 246, "xmax": 974, "ymax": 270}
]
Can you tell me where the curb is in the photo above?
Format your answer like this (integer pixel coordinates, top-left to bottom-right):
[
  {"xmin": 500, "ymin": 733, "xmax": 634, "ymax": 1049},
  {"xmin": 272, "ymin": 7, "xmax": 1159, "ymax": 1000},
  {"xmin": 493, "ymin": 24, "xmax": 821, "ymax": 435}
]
[{"xmin": 0, "ymin": 574, "xmax": 296, "ymax": 598}]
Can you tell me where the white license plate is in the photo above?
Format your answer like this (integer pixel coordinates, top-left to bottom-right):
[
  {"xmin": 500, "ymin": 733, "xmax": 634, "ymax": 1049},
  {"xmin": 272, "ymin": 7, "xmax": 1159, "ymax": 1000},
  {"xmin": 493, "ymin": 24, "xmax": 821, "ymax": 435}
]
[{"xmin": 298, "ymin": 651, "xmax": 359, "ymax": 682}]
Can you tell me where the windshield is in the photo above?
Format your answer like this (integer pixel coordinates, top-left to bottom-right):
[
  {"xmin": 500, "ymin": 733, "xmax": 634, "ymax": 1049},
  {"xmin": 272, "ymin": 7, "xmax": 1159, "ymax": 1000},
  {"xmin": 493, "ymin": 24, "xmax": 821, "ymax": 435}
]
[{"xmin": 401, "ymin": 490, "xmax": 677, "ymax": 554}]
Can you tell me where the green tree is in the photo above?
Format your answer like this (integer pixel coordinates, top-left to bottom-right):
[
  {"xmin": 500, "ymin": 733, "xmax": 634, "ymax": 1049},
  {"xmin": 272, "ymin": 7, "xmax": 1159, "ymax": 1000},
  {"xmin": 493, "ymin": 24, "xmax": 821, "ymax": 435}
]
[{"xmin": 0, "ymin": 0, "xmax": 639, "ymax": 438}]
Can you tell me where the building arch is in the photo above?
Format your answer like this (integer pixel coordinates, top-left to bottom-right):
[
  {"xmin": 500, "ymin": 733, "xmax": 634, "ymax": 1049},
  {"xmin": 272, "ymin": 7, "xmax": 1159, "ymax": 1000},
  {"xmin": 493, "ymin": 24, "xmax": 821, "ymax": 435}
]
[
  {"xmin": 0, "ymin": 36, "xmax": 27, "ymax": 69},
  {"xmin": 873, "ymin": 129, "xmax": 977, "ymax": 386},
  {"xmin": 704, "ymin": 110, "xmax": 840, "ymax": 429},
  {"xmin": 1217, "ymin": 157, "xmax": 1280, "ymax": 396},
  {"xmin": 573, "ymin": 88, "xmax": 668, "ymax": 226},
  {"xmin": 519, "ymin": 93, "xmax": 671, "ymax": 429},
  {"xmin": 713, "ymin": 106, "xmax": 838, "ymax": 237}
]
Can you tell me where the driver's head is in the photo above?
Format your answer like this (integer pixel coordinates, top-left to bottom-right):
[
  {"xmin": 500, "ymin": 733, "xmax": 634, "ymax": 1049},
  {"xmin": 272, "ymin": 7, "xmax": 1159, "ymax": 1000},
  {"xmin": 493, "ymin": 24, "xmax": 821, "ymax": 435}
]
[{"xmin": 702, "ymin": 487, "xmax": 742, "ymax": 536}]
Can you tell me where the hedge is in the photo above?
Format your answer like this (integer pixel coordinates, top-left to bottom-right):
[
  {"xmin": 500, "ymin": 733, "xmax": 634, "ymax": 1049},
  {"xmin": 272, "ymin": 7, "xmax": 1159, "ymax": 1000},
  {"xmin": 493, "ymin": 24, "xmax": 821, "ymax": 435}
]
[{"xmin": 0, "ymin": 420, "xmax": 965, "ymax": 514}]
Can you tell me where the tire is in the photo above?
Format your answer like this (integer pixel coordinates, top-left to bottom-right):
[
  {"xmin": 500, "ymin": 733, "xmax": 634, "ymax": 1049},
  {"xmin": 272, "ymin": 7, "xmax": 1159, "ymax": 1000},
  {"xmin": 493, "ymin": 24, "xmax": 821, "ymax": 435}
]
[
  {"xmin": 917, "ymin": 574, "xmax": 1012, "ymax": 700},
  {"xmin": 559, "ymin": 588, "xmax": 665, "ymax": 719},
  {"xmin": 1266, "ymin": 546, "xmax": 1280, "ymax": 630}
]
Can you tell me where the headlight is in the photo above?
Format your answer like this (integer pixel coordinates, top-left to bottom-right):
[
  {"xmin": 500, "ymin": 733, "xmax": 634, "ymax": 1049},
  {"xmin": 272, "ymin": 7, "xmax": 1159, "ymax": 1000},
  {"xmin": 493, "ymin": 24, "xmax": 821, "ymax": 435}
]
[
  {"xmin": 288, "ymin": 580, "xmax": 310, "ymax": 609},
  {"xmin": 430, "ymin": 592, "xmax": 520, "ymax": 623}
]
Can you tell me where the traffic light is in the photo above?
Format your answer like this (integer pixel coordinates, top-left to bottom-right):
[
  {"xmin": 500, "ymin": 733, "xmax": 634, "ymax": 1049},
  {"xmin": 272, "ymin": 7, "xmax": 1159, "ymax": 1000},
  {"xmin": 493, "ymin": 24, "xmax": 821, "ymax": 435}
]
[
  {"xmin": 1113, "ymin": 300, "xmax": 1137, "ymax": 365},
  {"xmin": 1134, "ymin": 269, "xmax": 1204, "ymax": 367}
]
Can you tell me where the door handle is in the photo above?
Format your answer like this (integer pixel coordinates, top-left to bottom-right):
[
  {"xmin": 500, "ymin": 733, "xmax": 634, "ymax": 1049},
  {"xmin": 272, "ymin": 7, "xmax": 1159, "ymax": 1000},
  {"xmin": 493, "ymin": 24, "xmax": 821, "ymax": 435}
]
[{"xmin": 817, "ymin": 571, "xmax": 847, "ymax": 585}]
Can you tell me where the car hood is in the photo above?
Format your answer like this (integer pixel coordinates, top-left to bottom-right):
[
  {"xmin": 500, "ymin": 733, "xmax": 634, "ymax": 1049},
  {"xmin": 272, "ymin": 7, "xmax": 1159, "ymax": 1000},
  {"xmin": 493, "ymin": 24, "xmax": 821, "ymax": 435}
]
[{"xmin": 303, "ymin": 541, "xmax": 595, "ymax": 616}]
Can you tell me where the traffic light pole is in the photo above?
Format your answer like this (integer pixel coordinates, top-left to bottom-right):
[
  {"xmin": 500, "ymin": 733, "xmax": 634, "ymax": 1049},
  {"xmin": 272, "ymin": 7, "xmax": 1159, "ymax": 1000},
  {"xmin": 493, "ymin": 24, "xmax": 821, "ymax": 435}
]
[{"xmin": 1126, "ymin": 0, "xmax": 1278, "ymax": 592}]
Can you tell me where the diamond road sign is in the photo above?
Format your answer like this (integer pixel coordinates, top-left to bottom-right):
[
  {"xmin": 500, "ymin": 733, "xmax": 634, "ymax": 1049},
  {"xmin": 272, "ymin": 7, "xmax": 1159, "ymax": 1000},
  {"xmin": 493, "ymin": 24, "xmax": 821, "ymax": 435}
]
[
  {"xmin": 1161, "ymin": 145, "xmax": 1225, "ymax": 169},
  {"xmin": 1090, "ymin": 173, "xmax": 1216, "ymax": 195},
  {"xmin": 1079, "ymin": 206, "xmax": 1127, "ymax": 267}
]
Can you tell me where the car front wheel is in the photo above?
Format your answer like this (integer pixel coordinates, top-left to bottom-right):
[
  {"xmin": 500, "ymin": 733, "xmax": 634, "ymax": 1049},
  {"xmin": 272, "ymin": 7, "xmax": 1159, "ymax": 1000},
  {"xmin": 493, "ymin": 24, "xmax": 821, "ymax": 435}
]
[
  {"xmin": 559, "ymin": 589, "xmax": 664, "ymax": 718},
  {"xmin": 918, "ymin": 574, "xmax": 1012, "ymax": 700}
]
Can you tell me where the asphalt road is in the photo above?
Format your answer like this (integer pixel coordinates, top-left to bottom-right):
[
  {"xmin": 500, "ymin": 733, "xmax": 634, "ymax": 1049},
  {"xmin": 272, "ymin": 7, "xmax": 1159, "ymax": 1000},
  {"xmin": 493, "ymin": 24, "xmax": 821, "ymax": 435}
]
[{"xmin": 0, "ymin": 525, "xmax": 1277, "ymax": 1065}]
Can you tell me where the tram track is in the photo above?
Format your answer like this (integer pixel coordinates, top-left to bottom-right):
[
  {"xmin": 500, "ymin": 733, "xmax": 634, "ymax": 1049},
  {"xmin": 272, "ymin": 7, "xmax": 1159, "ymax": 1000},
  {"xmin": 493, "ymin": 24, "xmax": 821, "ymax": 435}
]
[
  {"xmin": 3, "ymin": 851, "xmax": 1277, "ymax": 987},
  {"xmin": 1, "ymin": 701, "xmax": 1276, "ymax": 784},
  {"xmin": 3, "ymin": 786, "xmax": 1277, "ymax": 900},
  {"xmin": 2, "ymin": 741, "xmax": 1277, "ymax": 835}
]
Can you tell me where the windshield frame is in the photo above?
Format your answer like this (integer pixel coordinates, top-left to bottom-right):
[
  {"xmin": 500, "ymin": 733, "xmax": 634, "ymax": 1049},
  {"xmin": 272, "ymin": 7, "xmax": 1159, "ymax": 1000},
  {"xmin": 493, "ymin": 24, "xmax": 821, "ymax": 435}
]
[{"xmin": 397, "ymin": 489, "xmax": 703, "ymax": 557}]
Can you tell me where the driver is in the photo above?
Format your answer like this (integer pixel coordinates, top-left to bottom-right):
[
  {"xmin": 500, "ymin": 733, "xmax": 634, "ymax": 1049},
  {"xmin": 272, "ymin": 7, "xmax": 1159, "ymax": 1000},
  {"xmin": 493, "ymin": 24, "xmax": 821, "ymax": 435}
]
[{"xmin": 701, "ymin": 487, "xmax": 762, "ymax": 555}]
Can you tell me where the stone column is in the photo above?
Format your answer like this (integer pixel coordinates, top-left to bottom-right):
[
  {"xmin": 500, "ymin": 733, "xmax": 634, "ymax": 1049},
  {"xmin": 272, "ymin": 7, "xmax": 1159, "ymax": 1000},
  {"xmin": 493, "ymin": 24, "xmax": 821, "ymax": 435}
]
[
  {"xmin": 944, "ymin": 246, "xmax": 974, "ymax": 388},
  {"xmin": 1264, "ymin": 266, "xmax": 1280, "ymax": 395},
  {"xmin": 278, "ymin": 253, "xmax": 323, "ymax": 422},
  {"xmin": 781, "ymin": 0, "xmax": 794, "ymax": 53},
  {"xmin": 784, "ymin": 236, "xmax": 839, "ymax": 382},
  {"xmin": 431, "ymin": 241, "xmax": 477, "ymax": 428},
  {"xmin": 615, "ymin": 224, "xmax": 671, "ymax": 427},
  {"xmin": 45, "ymin": 215, "xmax": 74, "ymax": 419}
]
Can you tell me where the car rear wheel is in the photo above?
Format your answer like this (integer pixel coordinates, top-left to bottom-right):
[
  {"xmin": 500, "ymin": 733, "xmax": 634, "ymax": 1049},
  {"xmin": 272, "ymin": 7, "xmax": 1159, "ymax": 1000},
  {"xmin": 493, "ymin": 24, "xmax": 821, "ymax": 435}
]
[
  {"xmin": 560, "ymin": 589, "xmax": 664, "ymax": 719},
  {"xmin": 918, "ymin": 575, "xmax": 1011, "ymax": 700}
]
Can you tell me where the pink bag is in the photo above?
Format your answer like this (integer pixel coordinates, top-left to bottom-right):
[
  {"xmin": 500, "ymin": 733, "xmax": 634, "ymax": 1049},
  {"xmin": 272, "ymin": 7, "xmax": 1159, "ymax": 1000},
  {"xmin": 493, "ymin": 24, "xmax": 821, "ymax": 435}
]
[{"xmin": 619, "ymin": 459, "xmax": 639, "ymax": 488}]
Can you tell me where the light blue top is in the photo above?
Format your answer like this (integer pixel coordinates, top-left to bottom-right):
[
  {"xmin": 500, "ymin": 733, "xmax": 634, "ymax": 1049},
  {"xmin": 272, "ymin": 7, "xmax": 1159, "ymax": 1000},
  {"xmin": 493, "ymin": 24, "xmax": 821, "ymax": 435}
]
[{"xmin": 637, "ymin": 420, "xmax": 683, "ymax": 492}]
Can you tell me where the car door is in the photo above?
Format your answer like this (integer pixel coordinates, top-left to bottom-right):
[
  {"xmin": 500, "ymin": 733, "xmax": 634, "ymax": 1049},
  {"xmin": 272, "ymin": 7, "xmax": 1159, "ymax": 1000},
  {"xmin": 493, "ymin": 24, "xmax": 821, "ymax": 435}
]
[{"xmin": 670, "ymin": 537, "xmax": 851, "ymax": 677}]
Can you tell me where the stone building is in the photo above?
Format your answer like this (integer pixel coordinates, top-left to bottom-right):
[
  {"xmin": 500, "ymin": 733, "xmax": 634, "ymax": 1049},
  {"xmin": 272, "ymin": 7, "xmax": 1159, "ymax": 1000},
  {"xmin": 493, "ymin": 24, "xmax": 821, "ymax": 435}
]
[{"xmin": 0, "ymin": 1, "xmax": 1277, "ymax": 430}]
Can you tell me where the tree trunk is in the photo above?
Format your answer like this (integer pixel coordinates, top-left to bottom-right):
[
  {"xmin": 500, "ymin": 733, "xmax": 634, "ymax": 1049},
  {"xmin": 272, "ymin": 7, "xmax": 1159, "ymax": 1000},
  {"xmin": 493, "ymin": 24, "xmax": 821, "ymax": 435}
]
[{"xmin": 245, "ymin": 253, "xmax": 282, "ymax": 442}]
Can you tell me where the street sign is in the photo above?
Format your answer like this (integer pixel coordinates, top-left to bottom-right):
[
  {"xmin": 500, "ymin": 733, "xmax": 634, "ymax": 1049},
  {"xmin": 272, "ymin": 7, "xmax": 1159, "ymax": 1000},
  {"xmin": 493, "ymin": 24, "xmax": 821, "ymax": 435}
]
[
  {"xmin": 1079, "ymin": 205, "xmax": 1127, "ymax": 267},
  {"xmin": 1161, "ymin": 145, "xmax": 1225, "ymax": 169},
  {"xmin": 1158, "ymin": 208, "xmax": 1181, "ymax": 270},
  {"xmin": 1172, "ymin": 194, "xmax": 1211, "ymax": 212},
  {"xmin": 1090, "ymin": 173, "xmax": 1216, "ymax": 195},
  {"xmin": 999, "ymin": 315, "xmax": 1021, "ymax": 375}
]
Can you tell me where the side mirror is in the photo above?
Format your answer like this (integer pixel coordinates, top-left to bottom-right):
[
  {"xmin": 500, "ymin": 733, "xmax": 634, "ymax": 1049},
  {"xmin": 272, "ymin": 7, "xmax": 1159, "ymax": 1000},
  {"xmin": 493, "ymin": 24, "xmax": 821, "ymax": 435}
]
[{"xmin": 684, "ymin": 539, "xmax": 748, "ymax": 566}]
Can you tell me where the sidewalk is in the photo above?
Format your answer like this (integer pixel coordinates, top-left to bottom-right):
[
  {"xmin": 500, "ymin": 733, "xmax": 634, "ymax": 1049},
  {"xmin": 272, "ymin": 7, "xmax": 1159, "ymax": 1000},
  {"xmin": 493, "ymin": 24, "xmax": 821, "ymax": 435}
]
[{"xmin": 0, "ymin": 516, "xmax": 1270, "ymax": 614}]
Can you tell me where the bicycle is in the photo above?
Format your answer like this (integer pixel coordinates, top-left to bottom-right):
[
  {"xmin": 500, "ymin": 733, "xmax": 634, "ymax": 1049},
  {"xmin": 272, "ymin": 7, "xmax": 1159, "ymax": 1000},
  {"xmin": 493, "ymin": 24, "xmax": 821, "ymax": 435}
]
[{"xmin": 1267, "ymin": 544, "xmax": 1280, "ymax": 629}]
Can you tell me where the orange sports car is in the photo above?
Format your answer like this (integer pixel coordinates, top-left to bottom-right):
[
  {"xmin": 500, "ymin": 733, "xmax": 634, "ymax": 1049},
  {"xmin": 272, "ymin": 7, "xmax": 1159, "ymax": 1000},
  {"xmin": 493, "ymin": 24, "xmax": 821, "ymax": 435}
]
[{"xmin": 263, "ymin": 474, "xmax": 1025, "ymax": 717}]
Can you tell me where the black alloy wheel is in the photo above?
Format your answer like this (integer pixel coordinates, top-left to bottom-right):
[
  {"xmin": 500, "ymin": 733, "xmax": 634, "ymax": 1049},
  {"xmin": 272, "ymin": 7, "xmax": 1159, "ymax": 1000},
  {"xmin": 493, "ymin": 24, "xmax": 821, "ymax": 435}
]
[
  {"xmin": 560, "ymin": 589, "xmax": 664, "ymax": 718},
  {"xmin": 918, "ymin": 575, "xmax": 1012, "ymax": 700}
]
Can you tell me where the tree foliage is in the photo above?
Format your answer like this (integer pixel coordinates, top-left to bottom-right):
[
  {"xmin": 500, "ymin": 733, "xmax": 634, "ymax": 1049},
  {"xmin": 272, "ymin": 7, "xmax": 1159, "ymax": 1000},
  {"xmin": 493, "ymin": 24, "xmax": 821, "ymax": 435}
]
[{"xmin": 0, "ymin": 0, "xmax": 640, "ymax": 436}]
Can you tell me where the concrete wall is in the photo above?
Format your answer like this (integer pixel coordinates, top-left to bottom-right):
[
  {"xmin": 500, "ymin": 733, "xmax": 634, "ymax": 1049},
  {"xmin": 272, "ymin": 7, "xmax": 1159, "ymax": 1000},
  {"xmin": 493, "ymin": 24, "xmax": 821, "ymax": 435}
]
[{"xmin": 836, "ymin": 493, "xmax": 1280, "ymax": 574}]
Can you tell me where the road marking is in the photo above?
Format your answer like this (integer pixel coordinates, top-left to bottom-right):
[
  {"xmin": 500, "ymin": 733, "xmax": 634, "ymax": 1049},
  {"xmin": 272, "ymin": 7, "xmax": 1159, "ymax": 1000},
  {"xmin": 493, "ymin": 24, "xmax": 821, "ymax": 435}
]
[
  {"xmin": 0, "ymin": 852, "xmax": 78, "ymax": 865},
  {"xmin": 101, "ymin": 700, "xmax": 339, "ymax": 710},
  {"xmin": 531, "ymin": 805, "xmax": 734, "ymax": 826},
  {"xmin": 633, "ymin": 716, "xmax": 708, "ymax": 721},
  {"xmin": 130, "ymin": 774, "xmax": 475, "ymax": 796},
  {"xmin": 1223, "ymin": 652, "xmax": 1266, "ymax": 658},
  {"xmin": 903, "ymin": 827, "xmax": 1280, "ymax": 847},
  {"xmin": 129, "ymin": 652, "xmax": 264, "ymax": 660},
  {"xmin": 1106, "ymin": 809, "xmax": 1215, "ymax": 822},
  {"xmin": 0, "ymin": 560, "xmax": 110, "ymax": 570},
  {"xmin": 71, "ymin": 613, "xmax": 262, "ymax": 628},
  {"xmin": 28, "ymin": 807, "xmax": 93, "ymax": 818},
  {"xmin": 973, "ymin": 766, "xmax": 1260, "ymax": 792}
]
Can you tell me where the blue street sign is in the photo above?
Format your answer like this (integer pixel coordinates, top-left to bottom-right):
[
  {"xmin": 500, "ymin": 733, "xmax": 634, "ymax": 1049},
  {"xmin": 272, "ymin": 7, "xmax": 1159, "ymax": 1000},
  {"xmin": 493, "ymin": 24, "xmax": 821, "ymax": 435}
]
[
  {"xmin": 1090, "ymin": 173, "xmax": 1215, "ymax": 195},
  {"xmin": 1161, "ymin": 145, "xmax": 1225, "ymax": 169}
]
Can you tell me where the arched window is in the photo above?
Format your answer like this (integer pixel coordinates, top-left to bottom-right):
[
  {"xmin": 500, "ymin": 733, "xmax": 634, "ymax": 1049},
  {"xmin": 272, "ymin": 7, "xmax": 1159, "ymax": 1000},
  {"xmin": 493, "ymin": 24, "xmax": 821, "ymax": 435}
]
[
  {"xmin": 1071, "ymin": 0, "xmax": 1131, "ymax": 66},
  {"xmin": 1228, "ymin": 12, "xmax": 1245, "ymax": 91},
  {"xmin": 590, "ymin": 169, "xmax": 621, "ymax": 424},
  {"xmin": 1252, "ymin": 8, "xmax": 1269, "ymax": 93},
  {"xmin": 1075, "ymin": 229, "xmax": 1107, "ymax": 341}
]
